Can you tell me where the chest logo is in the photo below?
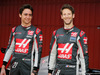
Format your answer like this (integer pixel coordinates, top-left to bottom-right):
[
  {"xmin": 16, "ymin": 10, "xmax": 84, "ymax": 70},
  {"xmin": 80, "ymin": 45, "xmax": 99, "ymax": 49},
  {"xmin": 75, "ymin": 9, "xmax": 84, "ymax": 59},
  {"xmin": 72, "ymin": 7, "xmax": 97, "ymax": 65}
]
[
  {"xmin": 71, "ymin": 32, "xmax": 77, "ymax": 37},
  {"xmin": 28, "ymin": 30, "xmax": 34, "ymax": 36},
  {"xmin": 15, "ymin": 39, "xmax": 31, "ymax": 54},
  {"xmin": 58, "ymin": 43, "xmax": 74, "ymax": 59}
]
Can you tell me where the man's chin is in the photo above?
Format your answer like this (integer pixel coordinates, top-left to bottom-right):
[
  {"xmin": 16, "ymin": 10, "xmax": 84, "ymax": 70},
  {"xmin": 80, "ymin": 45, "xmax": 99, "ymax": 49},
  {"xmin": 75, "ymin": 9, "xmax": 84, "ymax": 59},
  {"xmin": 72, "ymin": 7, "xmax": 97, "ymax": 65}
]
[
  {"xmin": 25, "ymin": 22, "xmax": 31, "ymax": 24},
  {"xmin": 64, "ymin": 22, "xmax": 71, "ymax": 25},
  {"xmin": 64, "ymin": 20, "xmax": 72, "ymax": 25}
]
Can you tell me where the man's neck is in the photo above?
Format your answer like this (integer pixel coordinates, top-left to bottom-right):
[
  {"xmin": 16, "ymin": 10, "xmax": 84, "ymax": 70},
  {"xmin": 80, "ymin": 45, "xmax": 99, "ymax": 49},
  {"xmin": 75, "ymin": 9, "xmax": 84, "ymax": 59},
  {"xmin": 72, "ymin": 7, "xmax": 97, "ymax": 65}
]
[
  {"xmin": 64, "ymin": 23, "xmax": 74, "ymax": 29},
  {"xmin": 21, "ymin": 23, "xmax": 31, "ymax": 27}
]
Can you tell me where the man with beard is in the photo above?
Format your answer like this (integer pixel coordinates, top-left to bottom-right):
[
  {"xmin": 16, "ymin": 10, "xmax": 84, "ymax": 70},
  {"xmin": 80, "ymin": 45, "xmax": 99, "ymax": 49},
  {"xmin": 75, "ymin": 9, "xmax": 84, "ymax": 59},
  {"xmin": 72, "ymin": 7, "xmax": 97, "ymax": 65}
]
[{"xmin": 48, "ymin": 4, "xmax": 89, "ymax": 75}]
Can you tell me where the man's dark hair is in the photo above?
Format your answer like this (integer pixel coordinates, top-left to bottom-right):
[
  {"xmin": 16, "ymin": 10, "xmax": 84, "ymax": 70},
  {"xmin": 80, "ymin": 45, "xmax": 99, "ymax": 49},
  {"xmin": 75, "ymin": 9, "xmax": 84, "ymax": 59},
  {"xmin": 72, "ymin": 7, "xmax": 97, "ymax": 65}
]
[
  {"xmin": 19, "ymin": 4, "xmax": 33, "ymax": 15},
  {"xmin": 60, "ymin": 4, "xmax": 75, "ymax": 15}
]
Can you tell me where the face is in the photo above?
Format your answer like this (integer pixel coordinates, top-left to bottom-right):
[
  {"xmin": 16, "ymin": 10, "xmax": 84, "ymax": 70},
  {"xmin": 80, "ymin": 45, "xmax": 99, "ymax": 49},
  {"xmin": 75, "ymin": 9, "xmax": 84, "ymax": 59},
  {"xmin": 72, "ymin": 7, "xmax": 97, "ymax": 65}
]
[
  {"xmin": 19, "ymin": 9, "xmax": 32, "ymax": 26},
  {"xmin": 61, "ymin": 8, "xmax": 75, "ymax": 25}
]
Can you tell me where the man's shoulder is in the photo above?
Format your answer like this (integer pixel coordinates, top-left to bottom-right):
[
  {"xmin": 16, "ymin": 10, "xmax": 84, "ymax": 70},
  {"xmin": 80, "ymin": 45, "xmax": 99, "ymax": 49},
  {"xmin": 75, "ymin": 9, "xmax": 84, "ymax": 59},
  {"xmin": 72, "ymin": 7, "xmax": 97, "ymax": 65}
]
[
  {"xmin": 11, "ymin": 25, "xmax": 21, "ymax": 32},
  {"xmin": 74, "ymin": 26, "xmax": 85, "ymax": 32},
  {"xmin": 31, "ymin": 25, "xmax": 41, "ymax": 30},
  {"xmin": 74, "ymin": 26, "xmax": 86, "ymax": 37},
  {"xmin": 54, "ymin": 27, "xmax": 63, "ymax": 32},
  {"xmin": 74, "ymin": 26, "xmax": 80, "ymax": 31},
  {"xmin": 31, "ymin": 25, "xmax": 42, "ymax": 34},
  {"xmin": 12, "ymin": 25, "xmax": 21, "ymax": 29},
  {"xmin": 52, "ymin": 27, "xmax": 63, "ymax": 35}
]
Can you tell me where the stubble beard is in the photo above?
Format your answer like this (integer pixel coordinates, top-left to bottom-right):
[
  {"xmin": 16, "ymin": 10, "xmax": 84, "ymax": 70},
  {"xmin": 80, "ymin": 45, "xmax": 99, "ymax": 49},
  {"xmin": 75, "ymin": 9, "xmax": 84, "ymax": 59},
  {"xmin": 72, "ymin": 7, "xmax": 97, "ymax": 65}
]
[{"xmin": 64, "ymin": 19, "xmax": 73, "ymax": 25}]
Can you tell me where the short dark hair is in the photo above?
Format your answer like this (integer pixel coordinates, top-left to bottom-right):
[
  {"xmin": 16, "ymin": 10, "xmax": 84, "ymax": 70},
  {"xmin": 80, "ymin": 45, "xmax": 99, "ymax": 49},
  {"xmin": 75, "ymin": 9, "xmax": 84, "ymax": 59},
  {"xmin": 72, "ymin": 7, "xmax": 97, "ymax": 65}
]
[
  {"xmin": 60, "ymin": 4, "xmax": 75, "ymax": 15},
  {"xmin": 19, "ymin": 4, "xmax": 33, "ymax": 15}
]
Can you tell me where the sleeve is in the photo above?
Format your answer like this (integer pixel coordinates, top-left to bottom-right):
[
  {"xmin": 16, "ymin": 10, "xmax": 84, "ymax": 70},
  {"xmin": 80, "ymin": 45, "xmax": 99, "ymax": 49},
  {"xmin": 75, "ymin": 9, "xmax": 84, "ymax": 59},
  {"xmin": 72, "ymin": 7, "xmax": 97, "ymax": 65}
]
[
  {"xmin": 33, "ymin": 28, "xmax": 43, "ymax": 71},
  {"xmin": 3, "ymin": 27, "xmax": 16, "ymax": 66},
  {"xmin": 48, "ymin": 30, "xmax": 57, "ymax": 74},
  {"xmin": 77, "ymin": 30, "xmax": 89, "ymax": 75}
]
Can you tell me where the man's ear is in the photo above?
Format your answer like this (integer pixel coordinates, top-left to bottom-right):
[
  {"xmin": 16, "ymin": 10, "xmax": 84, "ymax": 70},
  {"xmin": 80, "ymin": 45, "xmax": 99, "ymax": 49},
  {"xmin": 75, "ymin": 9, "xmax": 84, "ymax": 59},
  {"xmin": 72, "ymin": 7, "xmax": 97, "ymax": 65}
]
[
  {"xmin": 19, "ymin": 14, "xmax": 21, "ymax": 18},
  {"xmin": 73, "ymin": 14, "xmax": 75, "ymax": 18},
  {"xmin": 61, "ymin": 15, "xmax": 63, "ymax": 19}
]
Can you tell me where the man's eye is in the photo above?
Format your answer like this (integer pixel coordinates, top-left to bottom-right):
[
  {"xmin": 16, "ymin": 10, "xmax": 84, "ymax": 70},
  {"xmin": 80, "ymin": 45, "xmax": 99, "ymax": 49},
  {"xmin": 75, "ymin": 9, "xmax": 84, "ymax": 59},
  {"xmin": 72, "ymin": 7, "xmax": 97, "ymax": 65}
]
[
  {"xmin": 24, "ymin": 14, "xmax": 28, "ymax": 16},
  {"xmin": 64, "ymin": 14, "xmax": 66, "ymax": 16},
  {"xmin": 68, "ymin": 13, "xmax": 71, "ymax": 15},
  {"xmin": 62, "ymin": 14, "xmax": 66, "ymax": 16},
  {"xmin": 29, "ymin": 14, "xmax": 32, "ymax": 16}
]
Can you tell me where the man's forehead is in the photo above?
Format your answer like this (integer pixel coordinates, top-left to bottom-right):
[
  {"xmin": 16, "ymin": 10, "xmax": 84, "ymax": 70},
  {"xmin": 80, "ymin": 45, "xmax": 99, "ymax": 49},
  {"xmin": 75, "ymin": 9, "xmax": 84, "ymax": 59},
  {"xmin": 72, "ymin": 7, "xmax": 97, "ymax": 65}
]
[
  {"xmin": 62, "ymin": 8, "xmax": 72, "ymax": 12},
  {"xmin": 22, "ymin": 9, "xmax": 32, "ymax": 13},
  {"xmin": 62, "ymin": 8, "xmax": 73, "ymax": 14}
]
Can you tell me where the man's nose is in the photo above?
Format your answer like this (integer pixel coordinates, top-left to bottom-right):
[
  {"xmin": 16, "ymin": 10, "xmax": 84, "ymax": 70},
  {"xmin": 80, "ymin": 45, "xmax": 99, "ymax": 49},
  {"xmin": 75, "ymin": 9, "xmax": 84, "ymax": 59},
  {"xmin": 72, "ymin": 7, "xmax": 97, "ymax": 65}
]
[
  {"xmin": 65, "ymin": 15, "xmax": 69, "ymax": 17},
  {"xmin": 27, "ymin": 15, "xmax": 30, "ymax": 18}
]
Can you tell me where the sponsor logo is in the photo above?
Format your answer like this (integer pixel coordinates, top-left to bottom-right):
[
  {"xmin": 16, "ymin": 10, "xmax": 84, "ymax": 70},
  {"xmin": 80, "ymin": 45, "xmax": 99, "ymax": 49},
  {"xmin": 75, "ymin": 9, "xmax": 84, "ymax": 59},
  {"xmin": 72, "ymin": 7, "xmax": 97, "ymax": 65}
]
[
  {"xmin": 85, "ymin": 51, "xmax": 88, "ymax": 53},
  {"xmin": 12, "ymin": 62, "xmax": 18, "ymax": 68},
  {"xmin": 69, "ymin": 28, "xmax": 74, "ymax": 32},
  {"xmin": 39, "ymin": 45, "xmax": 42, "ymax": 47},
  {"xmin": 15, "ymin": 32, "xmax": 22, "ymax": 35},
  {"xmin": 39, "ymin": 34, "xmax": 43, "ymax": 41},
  {"xmin": 36, "ymin": 28, "xmax": 41, "ymax": 34},
  {"xmin": 83, "ymin": 37, "xmax": 87, "ymax": 44},
  {"xmin": 15, "ymin": 39, "xmax": 31, "ymax": 54},
  {"xmin": 22, "ymin": 58, "xmax": 31, "ymax": 61},
  {"xmin": 58, "ymin": 54, "xmax": 72, "ymax": 59},
  {"xmin": 71, "ymin": 32, "xmax": 77, "ymax": 37},
  {"xmin": 26, "ymin": 27, "xmax": 31, "ymax": 30},
  {"xmin": 80, "ymin": 30, "xmax": 85, "ymax": 37},
  {"xmin": 56, "ymin": 34, "xmax": 64, "ymax": 37},
  {"xmin": 58, "ymin": 43, "xmax": 74, "ymax": 59},
  {"xmin": 26, "ymin": 35, "xmax": 32, "ymax": 38},
  {"xmin": 42, "ymin": 59, "xmax": 45, "ymax": 63},
  {"xmin": 66, "ymin": 65, "xmax": 75, "ymax": 68},
  {"xmin": 15, "ymin": 48, "xmax": 28, "ymax": 54},
  {"xmin": 28, "ymin": 30, "xmax": 34, "ymax": 35},
  {"xmin": 70, "ymin": 37, "xmax": 76, "ymax": 42}
]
